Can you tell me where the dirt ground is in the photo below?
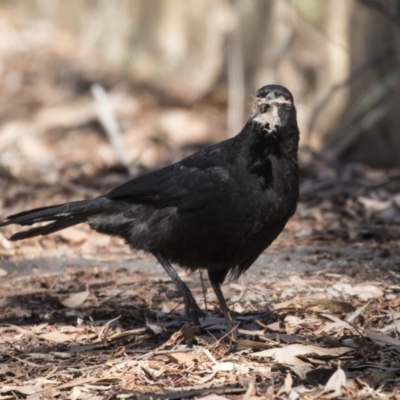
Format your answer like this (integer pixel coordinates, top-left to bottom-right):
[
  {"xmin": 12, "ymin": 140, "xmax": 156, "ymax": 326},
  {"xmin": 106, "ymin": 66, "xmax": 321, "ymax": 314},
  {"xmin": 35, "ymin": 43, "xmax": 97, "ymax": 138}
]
[{"xmin": 0, "ymin": 27, "xmax": 400, "ymax": 399}]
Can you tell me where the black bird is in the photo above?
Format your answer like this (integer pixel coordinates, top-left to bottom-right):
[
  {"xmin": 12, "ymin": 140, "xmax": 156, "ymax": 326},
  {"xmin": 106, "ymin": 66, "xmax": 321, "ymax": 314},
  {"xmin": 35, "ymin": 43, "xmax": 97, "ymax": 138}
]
[{"xmin": 0, "ymin": 84, "xmax": 299, "ymax": 326}]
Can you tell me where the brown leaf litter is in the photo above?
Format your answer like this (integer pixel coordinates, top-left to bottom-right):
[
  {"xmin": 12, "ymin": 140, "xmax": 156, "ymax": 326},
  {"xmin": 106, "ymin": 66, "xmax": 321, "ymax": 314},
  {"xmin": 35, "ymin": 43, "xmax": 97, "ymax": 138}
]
[{"xmin": 1, "ymin": 239, "xmax": 400, "ymax": 399}]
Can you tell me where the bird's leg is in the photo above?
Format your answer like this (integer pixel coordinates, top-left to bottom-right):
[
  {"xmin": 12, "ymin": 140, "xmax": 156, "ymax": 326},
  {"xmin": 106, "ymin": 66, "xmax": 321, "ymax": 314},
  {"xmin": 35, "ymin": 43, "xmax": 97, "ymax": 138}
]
[
  {"xmin": 155, "ymin": 253, "xmax": 204, "ymax": 325},
  {"xmin": 199, "ymin": 270, "xmax": 208, "ymax": 314},
  {"xmin": 209, "ymin": 279, "xmax": 237, "ymax": 337}
]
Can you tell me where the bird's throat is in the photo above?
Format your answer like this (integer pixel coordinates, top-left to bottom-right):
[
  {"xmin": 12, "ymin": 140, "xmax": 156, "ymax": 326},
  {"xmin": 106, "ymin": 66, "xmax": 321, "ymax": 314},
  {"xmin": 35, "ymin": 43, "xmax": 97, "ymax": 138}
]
[{"xmin": 252, "ymin": 106, "xmax": 281, "ymax": 133}]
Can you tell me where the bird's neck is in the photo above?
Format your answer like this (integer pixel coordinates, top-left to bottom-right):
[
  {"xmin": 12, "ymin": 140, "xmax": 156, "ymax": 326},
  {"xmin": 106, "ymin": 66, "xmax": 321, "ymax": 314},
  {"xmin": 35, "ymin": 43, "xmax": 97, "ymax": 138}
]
[
  {"xmin": 236, "ymin": 120, "xmax": 300, "ymax": 162},
  {"xmin": 274, "ymin": 123, "xmax": 300, "ymax": 161}
]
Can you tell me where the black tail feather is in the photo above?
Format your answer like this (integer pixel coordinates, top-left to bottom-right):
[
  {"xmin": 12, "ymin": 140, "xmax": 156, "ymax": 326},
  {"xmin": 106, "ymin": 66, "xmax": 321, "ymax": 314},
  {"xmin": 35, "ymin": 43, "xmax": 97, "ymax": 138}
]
[
  {"xmin": 9, "ymin": 217, "xmax": 87, "ymax": 241},
  {"xmin": 1, "ymin": 198, "xmax": 106, "ymax": 240},
  {"xmin": 0, "ymin": 200, "xmax": 94, "ymax": 227}
]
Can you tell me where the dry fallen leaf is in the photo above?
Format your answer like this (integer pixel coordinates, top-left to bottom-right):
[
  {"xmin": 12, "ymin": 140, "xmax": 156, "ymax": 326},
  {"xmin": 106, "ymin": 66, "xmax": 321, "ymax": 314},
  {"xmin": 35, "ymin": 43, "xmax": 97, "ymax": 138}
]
[
  {"xmin": 364, "ymin": 329, "xmax": 400, "ymax": 347},
  {"xmin": 357, "ymin": 197, "xmax": 391, "ymax": 212},
  {"xmin": 253, "ymin": 344, "xmax": 352, "ymax": 368},
  {"xmin": 60, "ymin": 288, "xmax": 90, "ymax": 308},
  {"xmin": 68, "ymin": 386, "xmax": 83, "ymax": 400},
  {"xmin": 277, "ymin": 372, "xmax": 293, "ymax": 395},
  {"xmin": 0, "ymin": 386, "xmax": 44, "ymax": 395},
  {"xmin": 212, "ymin": 362, "xmax": 249, "ymax": 374},
  {"xmin": 304, "ymin": 298, "xmax": 356, "ymax": 313},
  {"xmin": 366, "ymin": 369, "xmax": 396, "ymax": 387},
  {"xmin": 145, "ymin": 320, "xmax": 164, "ymax": 335},
  {"xmin": 273, "ymin": 298, "xmax": 303, "ymax": 310},
  {"xmin": 332, "ymin": 283, "xmax": 383, "ymax": 301},
  {"xmin": 0, "ymin": 364, "xmax": 11, "ymax": 379},
  {"xmin": 56, "ymin": 377, "xmax": 104, "ymax": 390},
  {"xmin": 324, "ymin": 364, "xmax": 347, "ymax": 397},
  {"xmin": 167, "ymin": 352, "xmax": 203, "ymax": 366},
  {"xmin": 156, "ymin": 330, "xmax": 183, "ymax": 350},
  {"xmin": 346, "ymin": 303, "xmax": 369, "ymax": 323},
  {"xmin": 196, "ymin": 395, "xmax": 230, "ymax": 400},
  {"xmin": 40, "ymin": 331, "xmax": 73, "ymax": 343},
  {"xmin": 182, "ymin": 325, "xmax": 199, "ymax": 339},
  {"xmin": 234, "ymin": 338, "xmax": 272, "ymax": 349},
  {"xmin": 274, "ymin": 298, "xmax": 355, "ymax": 314},
  {"xmin": 316, "ymin": 314, "xmax": 354, "ymax": 335}
]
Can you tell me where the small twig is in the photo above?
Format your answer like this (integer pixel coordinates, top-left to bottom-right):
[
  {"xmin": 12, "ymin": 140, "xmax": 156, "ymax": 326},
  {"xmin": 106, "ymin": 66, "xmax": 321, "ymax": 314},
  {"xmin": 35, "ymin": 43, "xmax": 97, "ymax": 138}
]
[
  {"xmin": 348, "ymin": 364, "xmax": 400, "ymax": 371},
  {"xmin": 327, "ymin": 102, "xmax": 392, "ymax": 158},
  {"xmin": 306, "ymin": 47, "xmax": 393, "ymax": 140},
  {"xmin": 199, "ymin": 270, "xmax": 208, "ymax": 314},
  {"xmin": 91, "ymin": 84, "xmax": 135, "ymax": 174},
  {"xmin": 208, "ymin": 322, "xmax": 240, "ymax": 350},
  {"xmin": 242, "ymin": 381, "xmax": 255, "ymax": 400},
  {"xmin": 320, "ymin": 331, "xmax": 343, "ymax": 347},
  {"xmin": 135, "ymin": 347, "xmax": 194, "ymax": 360},
  {"xmin": 287, "ymin": 0, "xmax": 350, "ymax": 53},
  {"xmin": 227, "ymin": 0, "xmax": 245, "ymax": 137},
  {"xmin": 201, "ymin": 347, "xmax": 219, "ymax": 365},
  {"xmin": 98, "ymin": 283, "xmax": 136, "ymax": 306},
  {"xmin": 98, "ymin": 315, "xmax": 121, "ymax": 342},
  {"xmin": 64, "ymin": 365, "xmax": 102, "ymax": 372}
]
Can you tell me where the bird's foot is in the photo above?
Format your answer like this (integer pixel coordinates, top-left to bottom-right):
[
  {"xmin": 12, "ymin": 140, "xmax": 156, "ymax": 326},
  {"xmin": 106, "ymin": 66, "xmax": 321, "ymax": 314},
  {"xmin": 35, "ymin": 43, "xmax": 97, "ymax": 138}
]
[
  {"xmin": 225, "ymin": 312, "xmax": 239, "ymax": 338},
  {"xmin": 183, "ymin": 294, "xmax": 205, "ymax": 325}
]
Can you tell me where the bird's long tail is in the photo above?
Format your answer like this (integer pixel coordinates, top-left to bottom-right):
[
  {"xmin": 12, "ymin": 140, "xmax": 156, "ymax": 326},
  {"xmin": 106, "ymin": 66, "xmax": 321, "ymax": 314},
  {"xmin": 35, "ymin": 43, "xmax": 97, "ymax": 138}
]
[{"xmin": 0, "ymin": 198, "xmax": 106, "ymax": 241}]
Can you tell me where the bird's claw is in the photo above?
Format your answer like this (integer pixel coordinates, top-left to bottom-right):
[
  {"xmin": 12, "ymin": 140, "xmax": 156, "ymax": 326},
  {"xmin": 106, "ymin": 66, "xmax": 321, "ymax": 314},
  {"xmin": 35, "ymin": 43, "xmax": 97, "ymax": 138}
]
[{"xmin": 184, "ymin": 296, "xmax": 205, "ymax": 325}]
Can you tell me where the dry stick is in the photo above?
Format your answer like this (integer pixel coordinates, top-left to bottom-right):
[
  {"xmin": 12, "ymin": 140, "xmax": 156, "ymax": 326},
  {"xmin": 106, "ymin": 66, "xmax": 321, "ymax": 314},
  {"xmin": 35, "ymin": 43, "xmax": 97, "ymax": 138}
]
[
  {"xmin": 201, "ymin": 347, "xmax": 219, "ymax": 365},
  {"xmin": 328, "ymin": 103, "xmax": 391, "ymax": 159},
  {"xmin": 306, "ymin": 47, "xmax": 393, "ymax": 142},
  {"xmin": 98, "ymin": 284, "xmax": 137, "ymax": 306},
  {"xmin": 286, "ymin": 0, "xmax": 350, "ymax": 53},
  {"xmin": 199, "ymin": 270, "xmax": 208, "ymax": 314},
  {"xmin": 91, "ymin": 84, "xmax": 135, "ymax": 175},
  {"xmin": 98, "ymin": 315, "xmax": 121, "ymax": 342},
  {"xmin": 135, "ymin": 347, "xmax": 194, "ymax": 361},
  {"xmin": 227, "ymin": 0, "xmax": 245, "ymax": 138}
]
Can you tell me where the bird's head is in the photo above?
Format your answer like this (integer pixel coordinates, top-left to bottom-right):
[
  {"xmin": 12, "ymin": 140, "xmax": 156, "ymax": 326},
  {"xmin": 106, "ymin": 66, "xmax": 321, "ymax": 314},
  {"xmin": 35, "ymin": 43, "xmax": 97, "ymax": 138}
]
[{"xmin": 251, "ymin": 85, "xmax": 296, "ymax": 134}]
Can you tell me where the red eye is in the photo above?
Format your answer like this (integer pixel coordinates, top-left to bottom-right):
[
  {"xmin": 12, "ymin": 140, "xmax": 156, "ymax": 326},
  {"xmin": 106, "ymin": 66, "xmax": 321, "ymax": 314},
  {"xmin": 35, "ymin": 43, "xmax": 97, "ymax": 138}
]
[{"xmin": 283, "ymin": 97, "xmax": 292, "ymax": 106}]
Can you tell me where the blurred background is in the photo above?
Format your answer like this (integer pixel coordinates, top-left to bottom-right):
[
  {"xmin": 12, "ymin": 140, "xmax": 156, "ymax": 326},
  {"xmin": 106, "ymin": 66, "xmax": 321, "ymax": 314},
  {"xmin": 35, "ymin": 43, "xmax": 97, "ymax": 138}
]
[{"xmin": 1, "ymin": 0, "xmax": 400, "ymax": 243}]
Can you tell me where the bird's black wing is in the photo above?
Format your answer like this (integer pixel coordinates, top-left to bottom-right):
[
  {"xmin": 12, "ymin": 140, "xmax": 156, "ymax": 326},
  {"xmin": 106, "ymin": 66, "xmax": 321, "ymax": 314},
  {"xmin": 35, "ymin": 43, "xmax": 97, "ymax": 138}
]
[{"xmin": 106, "ymin": 157, "xmax": 231, "ymax": 212}]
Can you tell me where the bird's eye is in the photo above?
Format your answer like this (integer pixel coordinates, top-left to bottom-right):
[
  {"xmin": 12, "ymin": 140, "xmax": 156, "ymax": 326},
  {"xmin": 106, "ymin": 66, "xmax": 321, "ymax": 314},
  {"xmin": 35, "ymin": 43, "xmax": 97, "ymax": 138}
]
[{"xmin": 282, "ymin": 98, "xmax": 292, "ymax": 107}]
